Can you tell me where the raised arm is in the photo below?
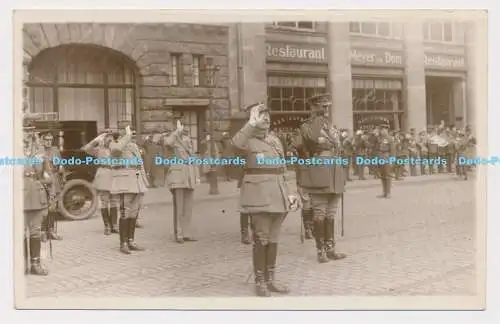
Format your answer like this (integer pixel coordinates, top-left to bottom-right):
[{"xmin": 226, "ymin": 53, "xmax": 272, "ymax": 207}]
[
  {"xmin": 231, "ymin": 123, "xmax": 255, "ymax": 151},
  {"xmin": 109, "ymin": 133, "xmax": 132, "ymax": 157}
]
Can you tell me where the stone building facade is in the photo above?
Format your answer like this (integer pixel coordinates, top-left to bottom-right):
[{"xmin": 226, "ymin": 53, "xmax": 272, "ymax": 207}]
[
  {"xmin": 228, "ymin": 21, "xmax": 479, "ymax": 133},
  {"xmin": 23, "ymin": 23, "xmax": 230, "ymax": 152},
  {"xmin": 22, "ymin": 21, "xmax": 479, "ymax": 152}
]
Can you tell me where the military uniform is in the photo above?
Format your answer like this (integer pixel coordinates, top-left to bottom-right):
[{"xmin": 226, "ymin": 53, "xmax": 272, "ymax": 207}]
[
  {"xmin": 341, "ymin": 131, "xmax": 353, "ymax": 181},
  {"xmin": 455, "ymin": 132, "xmax": 469, "ymax": 180},
  {"xmin": 296, "ymin": 94, "xmax": 346, "ymax": 263},
  {"xmin": 162, "ymin": 126, "xmax": 198, "ymax": 243},
  {"xmin": 353, "ymin": 131, "xmax": 367, "ymax": 179},
  {"xmin": 82, "ymin": 130, "xmax": 119, "ymax": 235},
  {"xmin": 39, "ymin": 132, "xmax": 63, "ymax": 241},
  {"xmin": 109, "ymin": 129, "xmax": 148, "ymax": 254},
  {"xmin": 374, "ymin": 124, "xmax": 396, "ymax": 198},
  {"xmin": 237, "ymin": 168, "xmax": 252, "ymax": 244},
  {"xmin": 408, "ymin": 132, "xmax": 419, "ymax": 176},
  {"xmin": 232, "ymin": 102, "xmax": 297, "ymax": 297},
  {"xmin": 23, "ymin": 114, "xmax": 50, "ymax": 276},
  {"xmin": 394, "ymin": 133, "xmax": 409, "ymax": 180},
  {"xmin": 417, "ymin": 132, "xmax": 429, "ymax": 175}
]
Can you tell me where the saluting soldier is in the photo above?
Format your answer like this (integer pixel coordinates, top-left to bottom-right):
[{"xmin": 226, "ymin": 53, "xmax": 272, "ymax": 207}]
[
  {"xmin": 296, "ymin": 94, "xmax": 346, "ymax": 263},
  {"xmin": 130, "ymin": 131, "xmax": 148, "ymax": 228},
  {"xmin": 408, "ymin": 132, "xmax": 419, "ymax": 176},
  {"xmin": 82, "ymin": 130, "xmax": 119, "ymax": 235},
  {"xmin": 39, "ymin": 131, "xmax": 63, "ymax": 241},
  {"xmin": 158, "ymin": 119, "xmax": 200, "ymax": 243},
  {"xmin": 109, "ymin": 125, "xmax": 147, "ymax": 254},
  {"xmin": 417, "ymin": 131, "xmax": 429, "ymax": 175},
  {"xmin": 23, "ymin": 113, "xmax": 51, "ymax": 275},
  {"xmin": 231, "ymin": 102, "xmax": 298, "ymax": 297},
  {"xmin": 374, "ymin": 122, "xmax": 396, "ymax": 198}
]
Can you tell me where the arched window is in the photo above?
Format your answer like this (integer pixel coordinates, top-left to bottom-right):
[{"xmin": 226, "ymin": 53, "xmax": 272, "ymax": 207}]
[{"xmin": 27, "ymin": 44, "xmax": 136, "ymax": 131}]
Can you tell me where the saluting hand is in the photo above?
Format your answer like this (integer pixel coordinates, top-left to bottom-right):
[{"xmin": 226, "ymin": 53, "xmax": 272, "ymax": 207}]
[{"xmin": 248, "ymin": 104, "xmax": 266, "ymax": 128}]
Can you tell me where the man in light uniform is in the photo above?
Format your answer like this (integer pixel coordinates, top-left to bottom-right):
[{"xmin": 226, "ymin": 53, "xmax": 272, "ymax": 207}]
[
  {"xmin": 232, "ymin": 102, "xmax": 299, "ymax": 297},
  {"xmin": 109, "ymin": 125, "xmax": 148, "ymax": 254},
  {"xmin": 82, "ymin": 129, "xmax": 119, "ymax": 235}
]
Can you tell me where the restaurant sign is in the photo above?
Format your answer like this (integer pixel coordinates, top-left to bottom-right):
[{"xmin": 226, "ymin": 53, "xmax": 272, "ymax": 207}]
[
  {"xmin": 351, "ymin": 48, "xmax": 404, "ymax": 66},
  {"xmin": 266, "ymin": 43, "xmax": 328, "ymax": 63},
  {"xmin": 424, "ymin": 54, "xmax": 466, "ymax": 69},
  {"xmin": 271, "ymin": 114, "xmax": 309, "ymax": 132}
]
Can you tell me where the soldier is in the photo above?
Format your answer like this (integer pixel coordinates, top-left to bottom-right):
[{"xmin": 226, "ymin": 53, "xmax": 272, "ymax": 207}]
[
  {"xmin": 407, "ymin": 132, "xmax": 419, "ymax": 177},
  {"xmin": 454, "ymin": 131, "xmax": 469, "ymax": 180},
  {"xmin": 23, "ymin": 113, "xmax": 51, "ymax": 275},
  {"xmin": 231, "ymin": 102, "xmax": 298, "ymax": 297},
  {"xmin": 109, "ymin": 125, "xmax": 147, "ymax": 254},
  {"xmin": 158, "ymin": 119, "xmax": 199, "ymax": 243},
  {"xmin": 131, "ymin": 131, "xmax": 148, "ymax": 228},
  {"xmin": 374, "ymin": 122, "xmax": 396, "ymax": 198},
  {"xmin": 296, "ymin": 94, "xmax": 346, "ymax": 263},
  {"xmin": 417, "ymin": 131, "xmax": 429, "ymax": 175},
  {"xmin": 39, "ymin": 131, "xmax": 63, "ymax": 241},
  {"xmin": 427, "ymin": 128, "xmax": 439, "ymax": 174},
  {"xmin": 340, "ymin": 129, "xmax": 353, "ymax": 181},
  {"xmin": 82, "ymin": 130, "xmax": 118, "ymax": 235},
  {"xmin": 394, "ymin": 132, "xmax": 409, "ymax": 180},
  {"xmin": 352, "ymin": 130, "xmax": 367, "ymax": 180}
]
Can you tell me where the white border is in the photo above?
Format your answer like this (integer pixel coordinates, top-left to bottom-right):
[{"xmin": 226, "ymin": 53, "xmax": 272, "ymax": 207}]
[{"xmin": 2, "ymin": 1, "xmax": 498, "ymax": 324}]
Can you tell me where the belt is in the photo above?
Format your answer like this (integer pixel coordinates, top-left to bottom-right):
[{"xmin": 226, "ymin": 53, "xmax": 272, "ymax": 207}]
[{"xmin": 244, "ymin": 167, "xmax": 286, "ymax": 175}]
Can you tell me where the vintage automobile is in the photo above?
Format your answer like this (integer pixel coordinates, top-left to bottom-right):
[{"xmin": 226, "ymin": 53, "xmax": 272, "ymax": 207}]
[{"xmin": 33, "ymin": 119, "xmax": 99, "ymax": 221}]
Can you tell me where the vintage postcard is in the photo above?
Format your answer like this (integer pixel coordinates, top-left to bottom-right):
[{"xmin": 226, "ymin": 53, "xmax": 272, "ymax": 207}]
[{"xmin": 13, "ymin": 9, "xmax": 487, "ymax": 310}]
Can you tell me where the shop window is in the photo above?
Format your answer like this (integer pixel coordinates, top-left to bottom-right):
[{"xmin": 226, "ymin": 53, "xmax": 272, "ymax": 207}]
[
  {"xmin": 267, "ymin": 75, "xmax": 327, "ymax": 112},
  {"xmin": 272, "ymin": 21, "xmax": 315, "ymax": 30},
  {"xmin": 423, "ymin": 21, "xmax": 455, "ymax": 43},
  {"xmin": 352, "ymin": 78, "xmax": 403, "ymax": 112},
  {"xmin": 350, "ymin": 21, "xmax": 398, "ymax": 38}
]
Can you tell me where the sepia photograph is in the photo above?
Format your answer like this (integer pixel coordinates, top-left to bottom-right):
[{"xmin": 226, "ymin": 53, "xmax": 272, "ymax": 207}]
[{"xmin": 12, "ymin": 9, "xmax": 487, "ymax": 310}]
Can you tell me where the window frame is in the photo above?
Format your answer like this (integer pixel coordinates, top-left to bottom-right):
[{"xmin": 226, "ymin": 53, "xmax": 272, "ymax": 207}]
[
  {"xmin": 349, "ymin": 21, "xmax": 400, "ymax": 39},
  {"xmin": 170, "ymin": 53, "xmax": 182, "ymax": 86},
  {"xmin": 422, "ymin": 21, "xmax": 456, "ymax": 43},
  {"xmin": 271, "ymin": 21, "xmax": 316, "ymax": 31},
  {"xmin": 192, "ymin": 55, "xmax": 201, "ymax": 87}
]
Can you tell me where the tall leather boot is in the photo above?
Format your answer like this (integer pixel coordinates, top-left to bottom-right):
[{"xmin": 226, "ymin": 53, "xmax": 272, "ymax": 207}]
[
  {"xmin": 301, "ymin": 209, "xmax": 313, "ymax": 239},
  {"xmin": 119, "ymin": 218, "xmax": 131, "ymax": 254},
  {"xmin": 101, "ymin": 208, "xmax": 111, "ymax": 235},
  {"xmin": 240, "ymin": 213, "xmax": 251, "ymax": 245},
  {"xmin": 46, "ymin": 211, "xmax": 62, "ymax": 240},
  {"xmin": 128, "ymin": 218, "xmax": 145, "ymax": 251},
  {"xmin": 313, "ymin": 220, "xmax": 329, "ymax": 263},
  {"xmin": 110, "ymin": 207, "xmax": 118, "ymax": 234},
  {"xmin": 266, "ymin": 243, "xmax": 289, "ymax": 294},
  {"xmin": 253, "ymin": 240, "xmax": 271, "ymax": 297},
  {"xmin": 29, "ymin": 237, "xmax": 48, "ymax": 276},
  {"xmin": 324, "ymin": 219, "xmax": 346, "ymax": 261},
  {"xmin": 385, "ymin": 179, "xmax": 392, "ymax": 198},
  {"xmin": 378, "ymin": 179, "xmax": 387, "ymax": 198}
]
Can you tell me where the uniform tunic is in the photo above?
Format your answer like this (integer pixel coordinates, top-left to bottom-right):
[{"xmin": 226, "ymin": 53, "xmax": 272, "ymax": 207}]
[
  {"xmin": 24, "ymin": 162, "xmax": 49, "ymax": 238},
  {"xmin": 88, "ymin": 146, "xmax": 113, "ymax": 192},
  {"xmin": 232, "ymin": 123, "xmax": 298, "ymax": 215},
  {"xmin": 44, "ymin": 146, "xmax": 63, "ymax": 195},
  {"xmin": 163, "ymin": 131, "xmax": 198, "ymax": 190}
]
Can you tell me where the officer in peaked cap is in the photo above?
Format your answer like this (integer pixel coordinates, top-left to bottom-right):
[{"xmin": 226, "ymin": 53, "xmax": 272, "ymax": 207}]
[
  {"xmin": 38, "ymin": 130, "xmax": 63, "ymax": 241},
  {"xmin": 23, "ymin": 113, "xmax": 51, "ymax": 275},
  {"xmin": 232, "ymin": 101, "xmax": 298, "ymax": 297},
  {"xmin": 373, "ymin": 121, "xmax": 396, "ymax": 198},
  {"xmin": 296, "ymin": 93, "xmax": 347, "ymax": 264}
]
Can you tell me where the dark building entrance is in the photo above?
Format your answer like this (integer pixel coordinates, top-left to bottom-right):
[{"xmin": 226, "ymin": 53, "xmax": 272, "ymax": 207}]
[{"xmin": 425, "ymin": 76, "xmax": 465, "ymax": 127}]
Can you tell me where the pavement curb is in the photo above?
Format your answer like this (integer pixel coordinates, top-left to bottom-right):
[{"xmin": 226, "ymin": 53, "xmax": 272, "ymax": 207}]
[{"xmin": 145, "ymin": 175, "xmax": 463, "ymax": 208}]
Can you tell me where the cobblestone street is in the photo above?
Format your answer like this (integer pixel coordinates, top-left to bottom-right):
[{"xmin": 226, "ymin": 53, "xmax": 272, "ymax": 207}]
[{"xmin": 24, "ymin": 176, "xmax": 477, "ymax": 298}]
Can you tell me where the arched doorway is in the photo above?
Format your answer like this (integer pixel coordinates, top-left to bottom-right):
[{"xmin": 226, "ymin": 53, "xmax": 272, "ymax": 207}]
[{"xmin": 27, "ymin": 44, "xmax": 137, "ymax": 131}]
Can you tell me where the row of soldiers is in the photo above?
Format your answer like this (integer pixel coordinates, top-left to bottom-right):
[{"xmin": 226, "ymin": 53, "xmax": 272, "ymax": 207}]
[
  {"xmin": 338, "ymin": 125, "xmax": 476, "ymax": 182},
  {"xmin": 23, "ymin": 114, "xmax": 149, "ymax": 276}
]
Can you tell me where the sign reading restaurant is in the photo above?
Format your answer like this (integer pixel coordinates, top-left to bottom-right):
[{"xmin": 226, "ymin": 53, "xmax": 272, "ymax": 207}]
[
  {"xmin": 266, "ymin": 43, "xmax": 328, "ymax": 62},
  {"xmin": 424, "ymin": 53, "xmax": 466, "ymax": 69}
]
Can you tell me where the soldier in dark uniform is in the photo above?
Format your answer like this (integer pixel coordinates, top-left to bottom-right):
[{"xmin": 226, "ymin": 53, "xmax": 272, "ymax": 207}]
[
  {"xmin": 39, "ymin": 131, "xmax": 63, "ymax": 241},
  {"xmin": 296, "ymin": 94, "xmax": 346, "ymax": 263},
  {"xmin": 82, "ymin": 130, "xmax": 118, "ymax": 235},
  {"xmin": 23, "ymin": 113, "xmax": 51, "ymax": 275},
  {"xmin": 374, "ymin": 122, "xmax": 396, "ymax": 198},
  {"xmin": 340, "ymin": 129, "xmax": 353, "ymax": 181},
  {"xmin": 109, "ymin": 125, "xmax": 148, "ymax": 254},
  {"xmin": 232, "ymin": 102, "xmax": 298, "ymax": 297}
]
